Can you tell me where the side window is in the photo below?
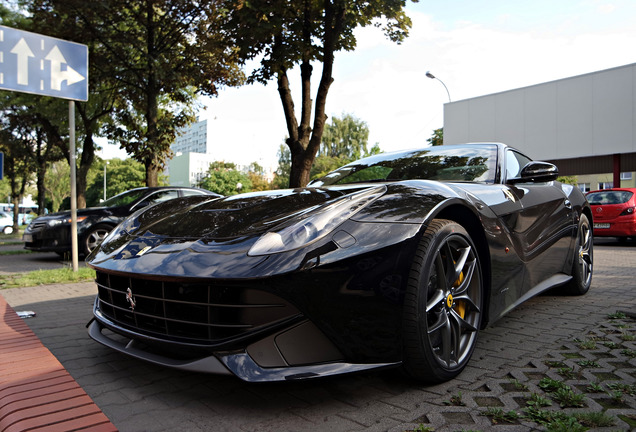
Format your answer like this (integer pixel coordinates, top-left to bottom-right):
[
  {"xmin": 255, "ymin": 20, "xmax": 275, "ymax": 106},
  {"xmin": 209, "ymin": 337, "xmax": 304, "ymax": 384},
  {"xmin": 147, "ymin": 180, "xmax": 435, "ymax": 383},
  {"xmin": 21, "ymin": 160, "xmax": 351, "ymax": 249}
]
[
  {"xmin": 505, "ymin": 150, "xmax": 532, "ymax": 181},
  {"xmin": 181, "ymin": 189, "xmax": 206, "ymax": 197},
  {"xmin": 144, "ymin": 190, "xmax": 179, "ymax": 206}
]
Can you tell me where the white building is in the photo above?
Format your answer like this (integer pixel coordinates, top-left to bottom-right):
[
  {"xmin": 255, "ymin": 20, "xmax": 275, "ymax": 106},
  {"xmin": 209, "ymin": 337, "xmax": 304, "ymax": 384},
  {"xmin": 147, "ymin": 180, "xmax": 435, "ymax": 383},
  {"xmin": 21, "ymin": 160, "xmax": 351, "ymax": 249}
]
[
  {"xmin": 444, "ymin": 63, "xmax": 636, "ymax": 190},
  {"xmin": 168, "ymin": 152, "xmax": 218, "ymax": 187},
  {"xmin": 172, "ymin": 119, "xmax": 209, "ymax": 154},
  {"xmin": 167, "ymin": 119, "xmax": 214, "ymax": 187}
]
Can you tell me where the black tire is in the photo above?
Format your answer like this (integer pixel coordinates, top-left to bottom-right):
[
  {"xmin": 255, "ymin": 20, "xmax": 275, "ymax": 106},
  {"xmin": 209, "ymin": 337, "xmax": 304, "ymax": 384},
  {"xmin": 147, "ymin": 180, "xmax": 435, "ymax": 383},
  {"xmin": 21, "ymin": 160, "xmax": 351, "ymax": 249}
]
[
  {"xmin": 561, "ymin": 213, "xmax": 593, "ymax": 295},
  {"xmin": 82, "ymin": 223, "xmax": 112, "ymax": 256},
  {"xmin": 2, "ymin": 226, "xmax": 13, "ymax": 235},
  {"xmin": 402, "ymin": 219, "xmax": 483, "ymax": 383}
]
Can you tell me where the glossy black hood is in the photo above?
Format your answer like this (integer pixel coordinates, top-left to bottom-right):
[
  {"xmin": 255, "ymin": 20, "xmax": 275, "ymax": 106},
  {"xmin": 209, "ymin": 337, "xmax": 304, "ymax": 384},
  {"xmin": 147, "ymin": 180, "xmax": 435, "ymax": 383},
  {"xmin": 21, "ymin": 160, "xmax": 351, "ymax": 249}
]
[{"xmin": 130, "ymin": 185, "xmax": 373, "ymax": 240}]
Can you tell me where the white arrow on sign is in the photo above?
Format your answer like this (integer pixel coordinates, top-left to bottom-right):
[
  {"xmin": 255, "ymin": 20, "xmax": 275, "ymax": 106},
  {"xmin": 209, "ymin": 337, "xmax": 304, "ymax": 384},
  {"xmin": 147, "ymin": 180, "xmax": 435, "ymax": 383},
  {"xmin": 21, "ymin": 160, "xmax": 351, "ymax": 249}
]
[
  {"xmin": 45, "ymin": 45, "xmax": 85, "ymax": 91},
  {"xmin": 10, "ymin": 38, "xmax": 35, "ymax": 86}
]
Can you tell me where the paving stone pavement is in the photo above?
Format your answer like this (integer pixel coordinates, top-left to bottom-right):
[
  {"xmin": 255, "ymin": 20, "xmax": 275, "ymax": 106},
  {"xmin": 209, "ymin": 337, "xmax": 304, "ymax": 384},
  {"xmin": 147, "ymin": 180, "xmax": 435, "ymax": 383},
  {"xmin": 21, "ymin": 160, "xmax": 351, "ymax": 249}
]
[{"xmin": 1, "ymin": 242, "xmax": 635, "ymax": 432}]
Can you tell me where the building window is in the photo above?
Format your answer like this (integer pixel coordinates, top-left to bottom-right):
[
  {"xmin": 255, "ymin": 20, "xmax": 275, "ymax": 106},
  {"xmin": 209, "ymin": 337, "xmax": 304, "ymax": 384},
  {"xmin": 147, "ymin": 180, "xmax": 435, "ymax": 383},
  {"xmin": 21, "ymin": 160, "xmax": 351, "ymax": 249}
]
[
  {"xmin": 578, "ymin": 183, "xmax": 590, "ymax": 193},
  {"xmin": 620, "ymin": 172, "xmax": 633, "ymax": 180},
  {"xmin": 598, "ymin": 182, "xmax": 613, "ymax": 190}
]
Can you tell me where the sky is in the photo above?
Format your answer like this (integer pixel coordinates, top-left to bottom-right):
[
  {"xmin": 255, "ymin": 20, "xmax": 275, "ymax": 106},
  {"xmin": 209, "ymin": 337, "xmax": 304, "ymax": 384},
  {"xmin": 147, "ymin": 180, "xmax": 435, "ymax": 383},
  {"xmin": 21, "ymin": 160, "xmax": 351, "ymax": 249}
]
[{"xmin": 98, "ymin": 0, "xmax": 636, "ymax": 172}]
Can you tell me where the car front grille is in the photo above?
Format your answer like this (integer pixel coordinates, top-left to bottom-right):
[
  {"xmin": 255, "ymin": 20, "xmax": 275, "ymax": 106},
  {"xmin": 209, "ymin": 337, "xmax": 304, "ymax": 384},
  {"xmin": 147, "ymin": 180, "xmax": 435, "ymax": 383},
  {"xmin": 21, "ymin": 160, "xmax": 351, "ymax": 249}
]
[
  {"xmin": 27, "ymin": 221, "xmax": 48, "ymax": 232},
  {"xmin": 95, "ymin": 271, "xmax": 301, "ymax": 345}
]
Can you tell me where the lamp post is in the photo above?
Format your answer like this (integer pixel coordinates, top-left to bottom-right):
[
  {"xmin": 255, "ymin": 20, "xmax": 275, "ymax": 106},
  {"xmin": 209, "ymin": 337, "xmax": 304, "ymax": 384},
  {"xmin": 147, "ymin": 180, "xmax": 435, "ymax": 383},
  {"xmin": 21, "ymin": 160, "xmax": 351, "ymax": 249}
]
[
  {"xmin": 103, "ymin": 161, "xmax": 110, "ymax": 201},
  {"xmin": 425, "ymin": 71, "xmax": 451, "ymax": 103}
]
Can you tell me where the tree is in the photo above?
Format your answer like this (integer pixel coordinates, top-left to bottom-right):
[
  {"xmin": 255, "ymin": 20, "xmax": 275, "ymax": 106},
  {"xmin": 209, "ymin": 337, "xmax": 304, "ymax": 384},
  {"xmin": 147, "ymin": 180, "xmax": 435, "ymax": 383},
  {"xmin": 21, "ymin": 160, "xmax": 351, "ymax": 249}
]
[
  {"xmin": 44, "ymin": 161, "xmax": 70, "ymax": 213},
  {"xmin": 428, "ymin": 128, "xmax": 443, "ymax": 146},
  {"xmin": 272, "ymin": 144, "xmax": 292, "ymax": 189},
  {"xmin": 247, "ymin": 162, "xmax": 272, "ymax": 192},
  {"xmin": 84, "ymin": 159, "xmax": 150, "ymax": 207},
  {"xmin": 61, "ymin": 0, "xmax": 244, "ymax": 186},
  {"xmin": 320, "ymin": 114, "xmax": 370, "ymax": 159},
  {"xmin": 200, "ymin": 162, "xmax": 252, "ymax": 196},
  {"xmin": 0, "ymin": 93, "xmax": 67, "ymax": 214},
  {"xmin": 274, "ymin": 114, "xmax": 382, "ymax": 184},
  {"xmin": 6, "ymin": 1, "xmax": 121, "ymax": 209},
  {"xmin": 225, "ymin": 0, "xmax": 415, "ymax": 187},
  {"xmin": 0, "ymin": 130, "xmax": 34, "ymax": 230}
]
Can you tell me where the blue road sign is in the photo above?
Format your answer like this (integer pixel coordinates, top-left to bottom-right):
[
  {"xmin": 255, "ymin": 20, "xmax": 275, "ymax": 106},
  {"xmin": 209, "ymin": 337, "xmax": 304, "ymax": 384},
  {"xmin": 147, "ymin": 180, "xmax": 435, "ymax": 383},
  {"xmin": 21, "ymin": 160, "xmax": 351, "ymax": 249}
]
[{"xmin": 0, "ymin": 25, "xmax": 88, "ymax": 101}]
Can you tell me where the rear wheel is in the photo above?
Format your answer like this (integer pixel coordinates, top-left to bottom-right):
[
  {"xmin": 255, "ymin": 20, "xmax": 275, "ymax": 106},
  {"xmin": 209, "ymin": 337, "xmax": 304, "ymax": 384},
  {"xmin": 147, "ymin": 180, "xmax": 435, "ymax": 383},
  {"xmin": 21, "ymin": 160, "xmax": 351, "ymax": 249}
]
[
  {"xmin": 83, "ymin": 224, "xmax": 112, "ymax": 256},
  {"xmin": 2, "ymin": 226, "xmax": 13, "ymax": 235},
  {"xmin": 562, "ymin": 213, "xmax": 593, "ymax": 295},
  {"xmin": 403, "ymin": 219, "xmax": 483, "ymax": 383}
]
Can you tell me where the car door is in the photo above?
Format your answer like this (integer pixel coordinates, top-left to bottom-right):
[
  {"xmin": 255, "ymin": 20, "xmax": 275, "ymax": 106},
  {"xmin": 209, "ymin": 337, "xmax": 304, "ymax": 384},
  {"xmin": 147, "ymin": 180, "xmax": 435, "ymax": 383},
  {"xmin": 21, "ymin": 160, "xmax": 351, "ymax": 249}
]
[{"xmin": 503, "ymin": 150, "xmax": 575, "ymax": 293}]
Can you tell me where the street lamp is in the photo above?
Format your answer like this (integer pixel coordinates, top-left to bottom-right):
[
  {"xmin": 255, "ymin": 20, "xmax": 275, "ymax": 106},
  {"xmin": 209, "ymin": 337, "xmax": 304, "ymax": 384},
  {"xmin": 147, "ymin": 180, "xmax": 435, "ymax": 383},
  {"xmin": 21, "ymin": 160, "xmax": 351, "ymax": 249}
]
[
  {"xmin": 426, "ymin": 71, "xmax": 451, "ymax": 103},
  {"xmin": 103, "ymin": 161, "xmax": 110, "ymax": 201}
]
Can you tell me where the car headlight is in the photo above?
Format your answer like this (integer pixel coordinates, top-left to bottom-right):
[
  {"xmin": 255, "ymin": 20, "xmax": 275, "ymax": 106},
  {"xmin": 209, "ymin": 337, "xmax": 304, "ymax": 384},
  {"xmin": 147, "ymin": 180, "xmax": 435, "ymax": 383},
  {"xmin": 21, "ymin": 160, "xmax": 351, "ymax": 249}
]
[
  {"xmin": 47, "ymin": 216, "xmax": 87, "ymax": 226},
  {"xmin": 248, "ymin": 186, "xmax": 386, "ymax": 256}
]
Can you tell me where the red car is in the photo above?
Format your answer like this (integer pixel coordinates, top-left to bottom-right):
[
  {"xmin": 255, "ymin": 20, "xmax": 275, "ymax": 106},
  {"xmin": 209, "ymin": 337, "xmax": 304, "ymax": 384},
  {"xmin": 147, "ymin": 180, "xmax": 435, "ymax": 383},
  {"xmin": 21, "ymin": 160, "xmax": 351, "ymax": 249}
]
[{"xmin": 586, "ymin": 188, "xmax": 636, "ymax": 238}]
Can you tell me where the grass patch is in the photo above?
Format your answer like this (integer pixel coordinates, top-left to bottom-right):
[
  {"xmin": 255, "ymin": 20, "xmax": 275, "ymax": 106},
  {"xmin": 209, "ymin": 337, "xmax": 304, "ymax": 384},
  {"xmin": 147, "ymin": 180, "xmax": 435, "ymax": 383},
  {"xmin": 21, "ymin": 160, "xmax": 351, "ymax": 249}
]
[
  {"xmin": 481, "ymin": 407, "xmax": 520, "ymax": 424},
  {"xmin": 443, "ymin": 391, "xmax": 465, "ymax": 406},
  {"xmin": 552, "ymin": 387, "xmax": 586, "ymax": 408},
  {"xmin": 0, "ymin": 267, "xmax": 95, "ymax": 289},
  {"xmin": 0, "ymin": 240, "xmax": 24, "ymax": 246},
  {"xmin": 0, "ymin": 249, "xmax": 33, "ymax": 256}
]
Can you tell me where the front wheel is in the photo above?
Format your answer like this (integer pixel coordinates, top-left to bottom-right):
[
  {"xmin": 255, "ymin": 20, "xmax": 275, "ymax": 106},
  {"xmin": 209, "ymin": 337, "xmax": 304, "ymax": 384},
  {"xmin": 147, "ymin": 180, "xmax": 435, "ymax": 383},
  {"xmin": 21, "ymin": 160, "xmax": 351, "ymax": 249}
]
[
  {"xmin": 402, "ymin": 219, "xmax": 483, "ymax": 383},
  {"xmin": 82, "ymin": 224, "xmax": 112, "ymax": 256}
]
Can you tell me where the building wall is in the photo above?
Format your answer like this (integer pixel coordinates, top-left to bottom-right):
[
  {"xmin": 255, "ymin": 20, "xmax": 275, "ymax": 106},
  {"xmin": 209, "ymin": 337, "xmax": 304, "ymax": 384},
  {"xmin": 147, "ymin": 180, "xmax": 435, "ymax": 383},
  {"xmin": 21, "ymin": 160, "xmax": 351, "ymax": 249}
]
[
  {"xmin": 172, "ymin": 119, "xmax": 209, "ymax": 154},
  {"xmin": 444, "ymin": 63, "xmax": 636, "ymax": 162},
  {"xmin": 168, "ymin": 152, "xmax": 217, "ymax": 187}
]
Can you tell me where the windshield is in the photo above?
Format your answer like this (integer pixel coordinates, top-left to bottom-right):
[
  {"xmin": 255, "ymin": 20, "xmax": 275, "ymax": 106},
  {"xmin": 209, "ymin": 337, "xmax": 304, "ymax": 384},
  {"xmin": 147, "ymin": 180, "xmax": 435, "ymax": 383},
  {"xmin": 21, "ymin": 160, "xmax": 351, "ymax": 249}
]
[
  {"xmin": 587, "ymin": 190, "xmax": 633, "ymax": 205},
  {"xmin": 100, "ymin": 189, "xmax": 148, "ymax": 208},
  {"xmin": 309, "ymin": 145, "xmax": 498, "ymax": 187}
]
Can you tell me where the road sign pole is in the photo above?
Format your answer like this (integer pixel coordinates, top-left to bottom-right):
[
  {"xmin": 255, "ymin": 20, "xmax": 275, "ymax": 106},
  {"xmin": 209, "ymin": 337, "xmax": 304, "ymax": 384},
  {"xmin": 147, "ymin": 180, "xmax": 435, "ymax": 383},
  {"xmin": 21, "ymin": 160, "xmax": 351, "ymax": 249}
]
[{"xmin": 69, "ymin": 101, "xmax": 79, "ymax": 272}]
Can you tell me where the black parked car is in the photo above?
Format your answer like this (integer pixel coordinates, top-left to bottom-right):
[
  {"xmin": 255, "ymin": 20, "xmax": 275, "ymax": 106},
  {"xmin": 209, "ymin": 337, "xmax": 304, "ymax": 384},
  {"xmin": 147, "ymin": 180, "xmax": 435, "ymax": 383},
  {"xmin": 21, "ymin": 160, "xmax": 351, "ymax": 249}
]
[
  {"xmin": 86, "ymin": 144, "xmax": 593, "ymax": 383},
  {"xmin": 24, "ymin": 186, "xmax": 220, "ymax": 256}
]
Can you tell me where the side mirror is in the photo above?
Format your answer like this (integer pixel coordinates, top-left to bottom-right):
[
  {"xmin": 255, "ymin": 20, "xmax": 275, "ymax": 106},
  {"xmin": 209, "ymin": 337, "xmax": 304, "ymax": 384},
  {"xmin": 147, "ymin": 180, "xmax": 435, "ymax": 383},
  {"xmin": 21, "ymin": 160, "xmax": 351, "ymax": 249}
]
[{"xmin": 509, "ymin": 161, "xmax": 558, "ymax": 183}]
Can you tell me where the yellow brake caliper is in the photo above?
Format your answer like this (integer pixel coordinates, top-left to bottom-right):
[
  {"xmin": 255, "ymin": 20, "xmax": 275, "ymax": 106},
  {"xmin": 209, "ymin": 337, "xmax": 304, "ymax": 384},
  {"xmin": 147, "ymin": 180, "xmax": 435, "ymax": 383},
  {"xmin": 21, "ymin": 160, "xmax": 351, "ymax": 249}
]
[{"xmin": 452, "ymin": 270, "xmax": 467, "ymax": 318}]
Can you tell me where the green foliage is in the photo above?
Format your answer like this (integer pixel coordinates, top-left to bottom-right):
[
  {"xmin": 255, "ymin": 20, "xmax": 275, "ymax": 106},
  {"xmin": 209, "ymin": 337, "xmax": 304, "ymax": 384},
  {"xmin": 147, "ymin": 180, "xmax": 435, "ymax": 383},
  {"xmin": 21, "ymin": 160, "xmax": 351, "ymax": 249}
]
[
  {"xmin": 539, "ymin": 377, "xmax": 567, "ymax": 393},
  {"xmin": 526, "ymin": 393, "xmax": 552, "ymax": 408},
  {"xmin": 320, "ymin": 114, "xmax": 370, "ymax": 160},
  {"xmin": 577, "ymin": 338, "xmax": 597, "ymax": 349},
  {"xmin": 274, "ymin": 114, "xmax": 383, "ymax": 187},
  {"xmin": 443, "ymin": 392, "xmax": 465, "ymax": 406},
  {"xmin": 223, "ymin": 0, "xmax": 414, "ymax": 187},
  {"xmin": 551, "ymin": 386, "xmax": 586, "ymax": 408},
  {"xmin": 0, "ymin": 267, "xmax": 96, "ymax": 289},
  {"xmin": 557, "ymin": 175, "xmax": 578, "ymax": 185},
  {"xmin": 28, "ymin": 0, "xmax": 243, "ymax": 187},
  {"xmin": 272, "ymin": 144, "xmax": 292, "ymax": 189},
  {"xmin": 574, "ymin": 411, "xmax": 616, "ymax": 428},
  {"xmin": 200, "ymin": 162, "xmax": 252, "ymax": 196},
  {"xmin": 427, "ymin": 128, "xmax": 443, "ymax": 146},
  {"xmin": 481, "ymin": 407, "xmax": 520, "ymax": 424},
  {"xmin": 247, "ymin": 162, "xmax": 273, "ymax": 192},
  {"xmin": 44, "ymin": 161, "xmax": 70, "ymax": 213},
  {"xmin": 84, "ymin": 159, "xmax": 148, "ymax": 207}
]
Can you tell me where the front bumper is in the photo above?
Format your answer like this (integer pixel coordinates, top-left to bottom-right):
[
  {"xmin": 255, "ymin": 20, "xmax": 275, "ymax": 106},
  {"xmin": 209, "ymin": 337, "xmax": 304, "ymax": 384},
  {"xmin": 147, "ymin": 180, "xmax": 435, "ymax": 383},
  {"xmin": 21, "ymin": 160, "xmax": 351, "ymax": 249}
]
[
  {"xmin": 23, "ymin": 224, "xmax": 71, "ymax": 252},
  {"xmin": 89, "ymin": 305, "xmax": 399, "ymax": 382}
]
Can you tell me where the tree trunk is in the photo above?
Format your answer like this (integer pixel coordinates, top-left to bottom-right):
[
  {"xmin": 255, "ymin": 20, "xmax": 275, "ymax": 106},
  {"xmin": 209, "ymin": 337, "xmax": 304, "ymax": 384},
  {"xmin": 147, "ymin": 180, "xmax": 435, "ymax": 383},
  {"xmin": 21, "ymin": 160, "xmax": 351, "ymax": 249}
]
[
  {"xmin": 280, "ymin": 2, "xmax": 344, "ymax": 188},
  {"xmin": 146, "ymin": 160, "xmax": 160, "ymax": 187},
  {"xmin": 76, "ymin": 133, "xmax": 95, "ymax": 208},
  {"xmin": 144, "ymin": 0, "xmax": 161, "ymax": 188}
]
